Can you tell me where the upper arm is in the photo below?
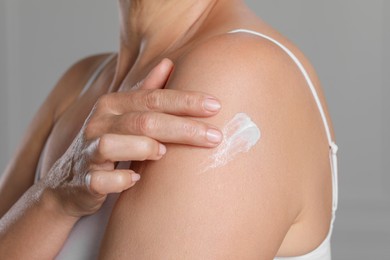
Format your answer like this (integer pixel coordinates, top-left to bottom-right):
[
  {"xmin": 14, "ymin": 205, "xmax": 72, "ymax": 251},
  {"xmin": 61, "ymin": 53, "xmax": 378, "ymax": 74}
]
[
  {"xmin": 101, "ymin": 35, "xmax": 316, "ymax": 259},
  {"xmin": 0, "ymin": 54, "xmax": 110, "ymax": 216}
]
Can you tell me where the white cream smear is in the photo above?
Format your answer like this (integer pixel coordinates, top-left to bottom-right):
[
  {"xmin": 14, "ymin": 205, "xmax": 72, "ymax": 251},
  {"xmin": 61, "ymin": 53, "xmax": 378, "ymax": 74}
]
[{"xmin": 202, "ymin": 113, "xmax": 261, "ymax": 172}]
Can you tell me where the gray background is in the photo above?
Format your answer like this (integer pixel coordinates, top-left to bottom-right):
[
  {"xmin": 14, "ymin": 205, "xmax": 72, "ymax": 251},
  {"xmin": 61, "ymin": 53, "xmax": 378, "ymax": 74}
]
[{"xmin": 0, "ymin": 0, "xmax": 389, "ymax": 258}]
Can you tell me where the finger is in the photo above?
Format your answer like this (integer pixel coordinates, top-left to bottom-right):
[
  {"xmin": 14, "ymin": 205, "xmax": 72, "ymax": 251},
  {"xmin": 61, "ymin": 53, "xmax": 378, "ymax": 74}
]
[
  {"xmin": 87, "ymin": 134, "xmax": 167, "ymax": 163},
  {"xmin": 112, "ymin": 112, "xmax": 223, "ymax": 147},
  {"xmin": 100, "ymin": 89, "xmax": 221, "ymax": 116},
  {"xmin": 134, "ymin": 58, "xmax": 174, "ymax": 91},
  {"xmin": 140, "ymin": 58, "xmax": 174, "ymax": 90},
  {"xmin": 86, "ymin": 170, "xmax": 141, "ymax": 195}
]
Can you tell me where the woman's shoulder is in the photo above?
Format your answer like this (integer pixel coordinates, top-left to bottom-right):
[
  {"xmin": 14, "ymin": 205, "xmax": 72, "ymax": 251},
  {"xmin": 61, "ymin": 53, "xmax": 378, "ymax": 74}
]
[
  {"xmin": 54, "ymin": 53, "xmax": 113, "ymax": 93},
  {"xmin": 168, "ymin": 28, "xmax": 334, "ymax": 255},
  {"xmin": 178, "ymin": 28, "xmax": 312, "ymax": 86},
  {"xmin": 168, "ymin": 27, "xmax": 317, "ymax": 193},
  {"xmin": 48, "ymin": 53, "xmax": 115, "ymax": 120},
  {"xmin": 171, "ymin": 27, "xmax": 319, "ymax": 116},
  {"xmin": 172, "ymin": 26, "xmax": 331, "ymax": 145}
]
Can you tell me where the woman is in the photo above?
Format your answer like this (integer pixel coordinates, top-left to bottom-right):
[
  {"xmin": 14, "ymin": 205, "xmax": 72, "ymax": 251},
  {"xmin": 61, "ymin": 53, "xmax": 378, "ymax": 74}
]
[{"xmin": 0, "ymin": 0, "xmax": 338, "ymax": 259}]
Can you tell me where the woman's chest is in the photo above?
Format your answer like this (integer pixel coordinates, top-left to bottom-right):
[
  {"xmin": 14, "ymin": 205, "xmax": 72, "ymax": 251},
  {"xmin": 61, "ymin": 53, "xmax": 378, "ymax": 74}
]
[
  {"xmin": 37, "ymin": 67, "xmax": 118, "ymax": 179},
  {"xmin": 38, "ymin": 95, "xmax": 99, "ymax": 178}
]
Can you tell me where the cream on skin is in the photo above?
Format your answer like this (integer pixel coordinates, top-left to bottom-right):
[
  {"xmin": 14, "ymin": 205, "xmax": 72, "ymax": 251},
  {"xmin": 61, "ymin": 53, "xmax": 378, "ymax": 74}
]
[{"xmin": 202, "ymin": 113, "xmax": 261, "ymax": 172}]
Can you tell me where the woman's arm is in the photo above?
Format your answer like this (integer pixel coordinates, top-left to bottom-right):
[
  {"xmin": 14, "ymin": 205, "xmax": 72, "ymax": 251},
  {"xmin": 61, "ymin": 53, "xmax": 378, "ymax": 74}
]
[
  {"xmin": 0, "ymin": 54, "xmax": 122, "ymax": 260},
  {"xmin": 0, "ymin": 181, "xmax": 79, "ymax": 259},
  {"xmin": 0, "ymin": 54, "xmax": 110, "ymax": 217},
  {"xmin": 0, "ymin": 54, "xmax": 113, "ymax": 259},
  {"xmin": 100, "ymin": 34, "xmax": 326, "ymax": 259},
  {"xmin": 0, "ymin": 56, "xmax": 224, "ymax": 259}
]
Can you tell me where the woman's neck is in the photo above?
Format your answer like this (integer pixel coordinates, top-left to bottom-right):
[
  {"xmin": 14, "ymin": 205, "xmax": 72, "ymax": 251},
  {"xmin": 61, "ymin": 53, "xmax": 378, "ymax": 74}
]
[{"xmin": 111, "ymin": 0, "xmax": 219, "ymax": 90}]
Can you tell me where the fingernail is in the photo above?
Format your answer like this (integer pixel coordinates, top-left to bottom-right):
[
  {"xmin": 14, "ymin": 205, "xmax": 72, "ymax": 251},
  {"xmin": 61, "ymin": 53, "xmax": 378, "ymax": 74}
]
[
  {"xmin": 206, "ymin": 129, "xmax": 223, "ymax": 143},
  {"xmin": 132, "ymin": 173, "xmax": 141, "ymax": 182},
  {"xmin": 159, "ymin": 144, "xmax": 167, "ymax": 156},
  {"xmin": 203, "ymin": 98, "xmax": 221, "ymax": 112}
]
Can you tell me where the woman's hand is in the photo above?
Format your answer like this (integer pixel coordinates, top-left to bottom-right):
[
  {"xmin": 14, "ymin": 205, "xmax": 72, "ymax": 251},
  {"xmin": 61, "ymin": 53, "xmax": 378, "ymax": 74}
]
[{"xmin": 41, "ymin": 58, "xmax": 223, "ymax": 218}]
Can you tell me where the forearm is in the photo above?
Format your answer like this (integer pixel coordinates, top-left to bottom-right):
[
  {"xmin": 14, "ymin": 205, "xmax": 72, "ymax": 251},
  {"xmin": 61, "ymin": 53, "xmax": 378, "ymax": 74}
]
[
  {"xmin": 0, "ymin": 181, "xmax": 79, "ymax": 259},
  {"xmin": 0, "ymin": 164, "xmax": 36, "ymax": 217}
]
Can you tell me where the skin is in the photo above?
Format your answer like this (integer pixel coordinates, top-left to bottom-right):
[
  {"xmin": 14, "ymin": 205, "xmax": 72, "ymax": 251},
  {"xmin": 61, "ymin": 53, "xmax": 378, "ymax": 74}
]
[
  {"xmin": 0, "ymin": 54, "xmax": 226, "ymax": 258},
  {"xmin": 0, "ymin": 0, "xmax": 336, "ymax": 259},
  {"xmin": 100, "ymin": 0, "xmax": 336, "ymax": 259}
]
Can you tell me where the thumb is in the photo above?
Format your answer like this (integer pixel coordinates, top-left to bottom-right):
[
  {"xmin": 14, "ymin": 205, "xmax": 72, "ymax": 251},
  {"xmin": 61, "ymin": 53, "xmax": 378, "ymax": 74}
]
[{"xmin": 137, "ymin": 58, "xmax": 174, "ymax": 90}]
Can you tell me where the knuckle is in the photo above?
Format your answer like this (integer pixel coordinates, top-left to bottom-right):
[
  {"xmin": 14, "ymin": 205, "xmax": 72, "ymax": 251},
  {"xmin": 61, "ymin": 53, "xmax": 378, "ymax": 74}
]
[
  {"xmin": 96, "ymin": 134, "xmax": 111, "ymax": 159},
  {"xmin": 84, "ymin": 120, "xmax": 99, "ymax": 140},
  {"xmin": 136, "ymin": 112, "xmax": 156, "ymax": 135},
  {"xmin": 145, "ymin": 90, "xmax": 162, "ymax": 110},
  {"xmin": 116, "ymin": 173, "xmax": 128, "ymax": 186},
  {"xmin": 183, "ymin": 122, "xmax": 201, "ymax": 138},
  {"xmin": 95, "ymin": 94, "xmax": 111, "ymax": 111},
  {"xmin": 111, "ymin": 172, "xmax": 131, "ymax": 192},
  {"xmin": 84, "ymin": 114, "xmax": 113, "ymax": 141},
  {"xmin": 90, "ymin": 174, "xmax": 104, "ymax": 194},
  {"xmin": 183, "ymin": 93, "xmax": 199, "ymax": 109},
  {"xmin": 139, "ymin": 138, "xmax": 157, "ymax": 159}
]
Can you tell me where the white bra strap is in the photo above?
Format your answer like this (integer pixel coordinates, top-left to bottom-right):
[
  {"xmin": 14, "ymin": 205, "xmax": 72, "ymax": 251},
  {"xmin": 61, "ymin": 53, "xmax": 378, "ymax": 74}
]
[
  {"xmin": 228, "ymin": 29, "xmax": 338, "ymax": 213},
  {"xmin": 330, "ymin": 142, "xmax": 339, "ymax": 212},
  {"xmin": 79, "ymin": 53, "xmax": 116, "ymax": 97}
]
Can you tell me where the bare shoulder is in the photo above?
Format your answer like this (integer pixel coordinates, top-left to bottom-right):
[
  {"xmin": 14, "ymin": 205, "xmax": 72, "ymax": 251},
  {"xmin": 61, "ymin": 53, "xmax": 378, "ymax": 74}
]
[
  {"xmin": 169, "ymin": 30, "xmax": 330, "ymax": 203},
  {"xmin": 100, "ymin": 33, "xmax": 332, "ymax": 258},
  {"xmin": 48, "ymin": 53, "xmax": 115, "ymax": 120},
  {"xmin": 170, "ymin": 31, "xmax": 327, "ymax": 149},
  {"xmin": 169, "ymin": 32, "xmax": 334, "ymax": 254},
  {"xmin": 174, "ymin": 31, "xmax": 303, "ymax": 93}
]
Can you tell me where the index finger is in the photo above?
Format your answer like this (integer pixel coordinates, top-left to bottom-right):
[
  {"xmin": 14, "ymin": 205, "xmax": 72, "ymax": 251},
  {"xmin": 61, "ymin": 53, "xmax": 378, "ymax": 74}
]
[
  {"xmin": 106, "ymin": 89, "xmax": 222, "ymax": 116},
  {"xmin": 139, "ymin": 58, "xmax": 174, "ymax": 90},
  {"xmin": 126, "ymin": 58, "xmax": 174, "ymax": 91}
]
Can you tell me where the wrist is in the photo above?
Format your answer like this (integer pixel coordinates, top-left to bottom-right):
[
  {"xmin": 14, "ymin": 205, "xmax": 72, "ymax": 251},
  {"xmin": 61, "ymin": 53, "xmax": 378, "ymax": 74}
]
[{"xmin": 38, "ymin": 182, "xmax": 80, "ymax": 225}]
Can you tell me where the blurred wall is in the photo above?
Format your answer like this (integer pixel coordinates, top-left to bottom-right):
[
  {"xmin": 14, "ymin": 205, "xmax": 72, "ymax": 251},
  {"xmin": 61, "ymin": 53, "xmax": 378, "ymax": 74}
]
[
  {"xmin": 0, "ymin": 0, "xmax": 8, "ymax": 173},
  {"xmin": 0, "ymin": 0, "xmax": 389, "ymax": 258},
  {"xmin": 0, "ymin": 0, "xmax": 118, "ymax": 160}
]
